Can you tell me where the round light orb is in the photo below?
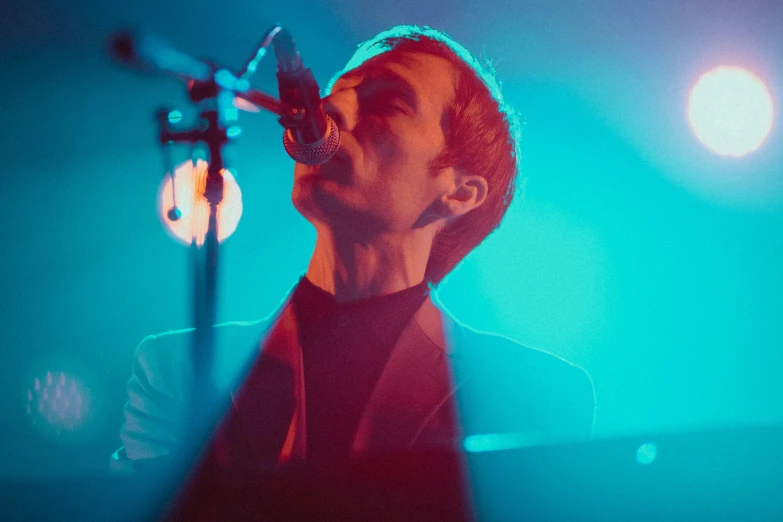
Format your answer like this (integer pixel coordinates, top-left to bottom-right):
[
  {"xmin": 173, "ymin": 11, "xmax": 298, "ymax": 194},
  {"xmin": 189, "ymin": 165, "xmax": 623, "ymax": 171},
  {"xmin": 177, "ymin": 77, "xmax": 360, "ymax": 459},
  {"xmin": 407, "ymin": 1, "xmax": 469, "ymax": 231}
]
[
  {"xmin": 158, "ymin": 159, "xmax": 243, "ymax": 246},
  {"xmin": 636, "ymin": 442, "xmax": 658, "ymax": 466},
  {"xmin": 687, "ymin": 66, "xmax": 774, "ymax": 157}
]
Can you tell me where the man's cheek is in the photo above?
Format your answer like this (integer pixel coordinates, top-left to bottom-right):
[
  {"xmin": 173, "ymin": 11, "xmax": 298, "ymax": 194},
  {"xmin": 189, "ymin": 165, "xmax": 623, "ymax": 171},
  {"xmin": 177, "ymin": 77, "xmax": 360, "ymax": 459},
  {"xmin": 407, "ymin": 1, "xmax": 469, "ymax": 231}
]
[{"xmin": 356, "ymin": 122, "xmax": 403, "ymax": 170}]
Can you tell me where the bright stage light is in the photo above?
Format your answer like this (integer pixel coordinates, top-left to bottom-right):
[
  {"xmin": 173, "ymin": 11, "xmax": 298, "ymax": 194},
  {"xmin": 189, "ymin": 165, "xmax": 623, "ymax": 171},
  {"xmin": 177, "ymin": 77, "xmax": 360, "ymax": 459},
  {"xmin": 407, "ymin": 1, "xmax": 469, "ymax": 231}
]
[
  {"xmin": 158, "ymin": 159, "xmax": 243, "ymax": 246},
  {"xmin": 687, "ymin": 66, "xmax": 774, "ymax": 157}
]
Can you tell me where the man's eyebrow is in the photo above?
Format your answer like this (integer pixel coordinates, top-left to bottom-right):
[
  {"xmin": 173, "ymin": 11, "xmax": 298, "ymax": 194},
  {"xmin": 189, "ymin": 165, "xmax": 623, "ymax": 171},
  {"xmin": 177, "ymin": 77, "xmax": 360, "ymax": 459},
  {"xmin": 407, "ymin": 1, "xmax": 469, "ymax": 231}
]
[{"xmin": 338, "ymin": 67, "xmax": 419, "ymax": 111}]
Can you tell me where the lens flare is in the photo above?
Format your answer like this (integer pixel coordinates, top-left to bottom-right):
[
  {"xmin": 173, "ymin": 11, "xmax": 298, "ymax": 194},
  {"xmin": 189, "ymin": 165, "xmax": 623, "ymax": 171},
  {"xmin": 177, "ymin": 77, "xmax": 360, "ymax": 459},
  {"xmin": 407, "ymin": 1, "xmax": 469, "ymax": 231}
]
[
  {"xmin": 687, "ymin": 66, "xmax": 774, "ymax": 157},
  {"xmin": 158, "ymin": 159, "xmax": 243, "ymax": 246}
]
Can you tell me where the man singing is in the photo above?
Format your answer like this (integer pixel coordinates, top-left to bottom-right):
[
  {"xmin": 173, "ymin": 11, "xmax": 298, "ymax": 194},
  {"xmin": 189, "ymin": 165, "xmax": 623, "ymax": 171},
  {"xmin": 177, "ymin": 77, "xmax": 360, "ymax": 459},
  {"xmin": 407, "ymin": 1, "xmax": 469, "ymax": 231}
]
[{"xmin": 112, "ymin": 25, "xmax": 594, "ymax": 472}]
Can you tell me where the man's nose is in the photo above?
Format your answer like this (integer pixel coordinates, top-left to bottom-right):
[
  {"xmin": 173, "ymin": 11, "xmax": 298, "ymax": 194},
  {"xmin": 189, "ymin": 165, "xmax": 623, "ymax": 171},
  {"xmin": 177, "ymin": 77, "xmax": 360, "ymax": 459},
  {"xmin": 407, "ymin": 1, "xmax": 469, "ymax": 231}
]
[{"xmin": 322, "ymin": 90, "xmax": 357, "ymax": 132}]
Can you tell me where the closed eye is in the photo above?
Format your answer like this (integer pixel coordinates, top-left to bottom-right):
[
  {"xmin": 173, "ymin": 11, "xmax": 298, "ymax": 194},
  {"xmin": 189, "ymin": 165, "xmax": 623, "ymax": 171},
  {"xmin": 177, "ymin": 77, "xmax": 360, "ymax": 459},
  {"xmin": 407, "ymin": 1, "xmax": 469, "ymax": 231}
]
[
  {"xmin": 364, "ymin": 89, "xmax": 412, "ymax": 114},
  {"xmin": 335, "ymin": 68, "xmax": 419, "ymax": 115}
]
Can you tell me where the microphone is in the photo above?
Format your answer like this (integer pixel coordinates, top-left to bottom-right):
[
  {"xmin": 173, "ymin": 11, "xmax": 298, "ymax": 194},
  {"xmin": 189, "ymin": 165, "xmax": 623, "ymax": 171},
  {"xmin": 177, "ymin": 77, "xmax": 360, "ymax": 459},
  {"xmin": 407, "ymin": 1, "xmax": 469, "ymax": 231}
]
[{"xmin": 273, "ymin": 28, "xmax": 340, "ymax": 166}]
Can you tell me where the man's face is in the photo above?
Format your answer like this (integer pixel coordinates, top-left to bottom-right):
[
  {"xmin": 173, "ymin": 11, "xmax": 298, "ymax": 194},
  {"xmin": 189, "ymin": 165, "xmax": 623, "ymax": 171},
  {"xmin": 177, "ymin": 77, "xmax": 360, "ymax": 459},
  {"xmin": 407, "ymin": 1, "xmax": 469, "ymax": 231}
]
[{"xmin": 292, "ymin": 51, "xmax": 459, "ymax": 239}]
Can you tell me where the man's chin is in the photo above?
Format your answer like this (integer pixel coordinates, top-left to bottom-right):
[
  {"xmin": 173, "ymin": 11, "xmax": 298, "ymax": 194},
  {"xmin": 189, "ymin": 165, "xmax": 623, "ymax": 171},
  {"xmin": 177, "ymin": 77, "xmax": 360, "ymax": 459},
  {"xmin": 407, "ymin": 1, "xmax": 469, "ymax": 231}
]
[
  {"xmin": 295, "ymin": 157, "xmax": 352, "ymax": 186},
  {"xmin": 291, "ymin": 188, "xmax": 381, "ymax": 239},
  {"xmin": 292, "ymin": 178, "xmax": 345, "ymax": 220},
  {"xmin": 293, "ymin": 172, "xmax": 341, "ymax": 205}
]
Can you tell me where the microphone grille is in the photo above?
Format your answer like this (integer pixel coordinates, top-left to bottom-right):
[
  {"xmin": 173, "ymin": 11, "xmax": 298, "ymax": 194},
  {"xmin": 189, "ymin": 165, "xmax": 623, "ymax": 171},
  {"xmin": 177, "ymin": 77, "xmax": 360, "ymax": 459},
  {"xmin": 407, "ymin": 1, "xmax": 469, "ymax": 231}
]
[{"xmin": 283, "ymin": 114, "xmax": 341, "ymax": 166}]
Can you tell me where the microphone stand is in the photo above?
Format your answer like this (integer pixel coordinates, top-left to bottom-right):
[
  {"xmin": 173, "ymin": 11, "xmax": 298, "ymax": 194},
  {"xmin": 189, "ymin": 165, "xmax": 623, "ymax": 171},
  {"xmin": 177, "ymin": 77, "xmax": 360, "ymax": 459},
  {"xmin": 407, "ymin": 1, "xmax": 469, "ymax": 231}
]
[
  {"xmin": 111, "ymin": 27, "xmax": 335, "ymax": 517},
  {"xmin": 159, "ymin": 91, "xmax": 228, "ymax": 454},
  {"xmin": 110, "ymin": 30, "xmax": 284, "ymax": 471}
]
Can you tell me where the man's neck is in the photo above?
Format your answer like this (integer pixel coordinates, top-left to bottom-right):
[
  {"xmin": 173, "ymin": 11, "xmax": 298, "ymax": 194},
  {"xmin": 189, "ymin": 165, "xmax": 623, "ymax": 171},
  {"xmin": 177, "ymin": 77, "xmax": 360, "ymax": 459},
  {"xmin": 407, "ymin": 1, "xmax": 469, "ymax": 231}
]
[{"xmin": 305, "ymin": 228, "xmax": 433, "ymax": 302}]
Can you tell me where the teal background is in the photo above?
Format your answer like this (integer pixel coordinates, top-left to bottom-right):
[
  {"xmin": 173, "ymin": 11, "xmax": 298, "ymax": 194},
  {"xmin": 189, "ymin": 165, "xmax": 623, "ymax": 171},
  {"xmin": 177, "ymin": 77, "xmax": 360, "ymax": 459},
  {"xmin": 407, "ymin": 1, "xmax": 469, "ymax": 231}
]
[{"xmin": 0, "ymin": 0, "xmax": 781, "ymax": 476}]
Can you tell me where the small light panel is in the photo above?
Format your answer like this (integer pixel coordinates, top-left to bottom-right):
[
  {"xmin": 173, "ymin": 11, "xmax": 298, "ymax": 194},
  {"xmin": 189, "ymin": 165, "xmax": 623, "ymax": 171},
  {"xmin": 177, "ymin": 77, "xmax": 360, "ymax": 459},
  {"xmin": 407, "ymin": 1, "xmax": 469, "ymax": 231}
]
[
  {"xmin": 636, "ymin": 442, "xmax": 658, "ymax": 465},
  {"xmin": 463, "ymin": 432, "xmax": 533, "ymax": 453}
]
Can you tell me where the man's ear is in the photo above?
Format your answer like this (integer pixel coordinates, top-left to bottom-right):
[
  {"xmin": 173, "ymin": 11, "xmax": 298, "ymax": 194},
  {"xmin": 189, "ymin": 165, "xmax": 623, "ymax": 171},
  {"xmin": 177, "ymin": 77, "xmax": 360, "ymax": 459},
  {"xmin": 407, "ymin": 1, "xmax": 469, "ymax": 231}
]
[{"xmin": 439, "ymin": 172, "xmax": 489, "ymax": 219}]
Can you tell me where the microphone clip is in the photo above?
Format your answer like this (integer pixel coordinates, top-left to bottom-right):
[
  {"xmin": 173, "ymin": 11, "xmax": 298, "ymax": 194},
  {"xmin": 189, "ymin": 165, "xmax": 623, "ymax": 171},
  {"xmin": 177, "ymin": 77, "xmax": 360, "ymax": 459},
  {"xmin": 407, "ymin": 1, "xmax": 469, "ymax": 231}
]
[{"xmin": 276, "ymin": 66, "xmax": 328, "ymax": 142}]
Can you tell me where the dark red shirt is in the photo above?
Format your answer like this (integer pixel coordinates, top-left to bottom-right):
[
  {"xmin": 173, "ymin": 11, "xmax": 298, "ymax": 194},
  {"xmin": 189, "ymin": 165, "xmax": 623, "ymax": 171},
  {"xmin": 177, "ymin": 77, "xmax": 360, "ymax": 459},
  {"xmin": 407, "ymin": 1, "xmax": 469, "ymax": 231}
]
[{"xmin": 292, "ymin": 276, "xmax": 430, "ymax": 463}]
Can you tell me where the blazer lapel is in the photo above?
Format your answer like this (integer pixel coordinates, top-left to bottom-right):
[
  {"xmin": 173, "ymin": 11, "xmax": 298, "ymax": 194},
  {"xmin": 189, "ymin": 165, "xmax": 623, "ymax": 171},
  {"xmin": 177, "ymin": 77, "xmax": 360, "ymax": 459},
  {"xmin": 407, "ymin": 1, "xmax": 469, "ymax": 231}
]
[
  {"xmin": 215, "ymin": 292, "xmax": 469, "ymax": 464},
  {"xmin": 352, "ymin": 297, "xmax": 468, "ymax": 453},
  {"xmin": 222, "ymin": 300, "xmax": 306, "ymax": 465}
]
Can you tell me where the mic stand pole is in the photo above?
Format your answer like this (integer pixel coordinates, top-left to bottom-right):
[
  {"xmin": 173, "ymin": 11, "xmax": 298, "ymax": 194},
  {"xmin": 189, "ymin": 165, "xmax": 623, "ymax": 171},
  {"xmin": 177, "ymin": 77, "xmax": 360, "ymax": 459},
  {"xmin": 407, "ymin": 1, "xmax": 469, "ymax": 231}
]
[
  {"xmin": 110, "ymin": 31, "xmax": 285, "ymax": 513},
  {"xmin": 156, "ymin": 81, "xmax": 233, "ymax": 464}
]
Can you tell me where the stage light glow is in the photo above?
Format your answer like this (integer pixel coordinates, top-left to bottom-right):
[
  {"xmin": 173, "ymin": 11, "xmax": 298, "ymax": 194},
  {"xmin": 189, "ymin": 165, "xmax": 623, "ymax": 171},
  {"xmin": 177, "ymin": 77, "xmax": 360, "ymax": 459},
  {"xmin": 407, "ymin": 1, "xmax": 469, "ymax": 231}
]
[
  {"xmin": 636, "ymin": 442, "xmax": 657, "ymax": 465},
  {"xmin": 27, "ymin": 371, "xmax": 90, "ymax": 435},
  {"xmin": 233, "ymin": 96, "xmax": 261, "ymax": 112},
  {"xmin": 463, "ymin": 432, "xmax": 536, "ymax": 453},
  {"xmin": 224, "ymin": 107, "xmax": 239, "ymax": 122},
  {"xmin": 687, "ymin": 66, "xmax": 774, "ymax": 157},
  {"xmin": 158, "ymin": 159, "xmax": 243, "ymax": 246}
]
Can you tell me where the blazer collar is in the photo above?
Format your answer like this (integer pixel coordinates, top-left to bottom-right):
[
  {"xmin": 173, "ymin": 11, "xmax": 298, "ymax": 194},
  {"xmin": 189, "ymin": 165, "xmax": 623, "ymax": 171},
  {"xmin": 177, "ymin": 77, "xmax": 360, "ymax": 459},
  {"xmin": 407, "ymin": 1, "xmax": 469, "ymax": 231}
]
[
  {"xmin": 352, "ymin": 295, "xmax": 468, "ymax": 452},
  {"xmin": 228, "ymin": 292, "xmax": 467, "ymax": 462},
  {"xmin": 223, "ymin": 302, "xmax": 304, "ymax": 464}
]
